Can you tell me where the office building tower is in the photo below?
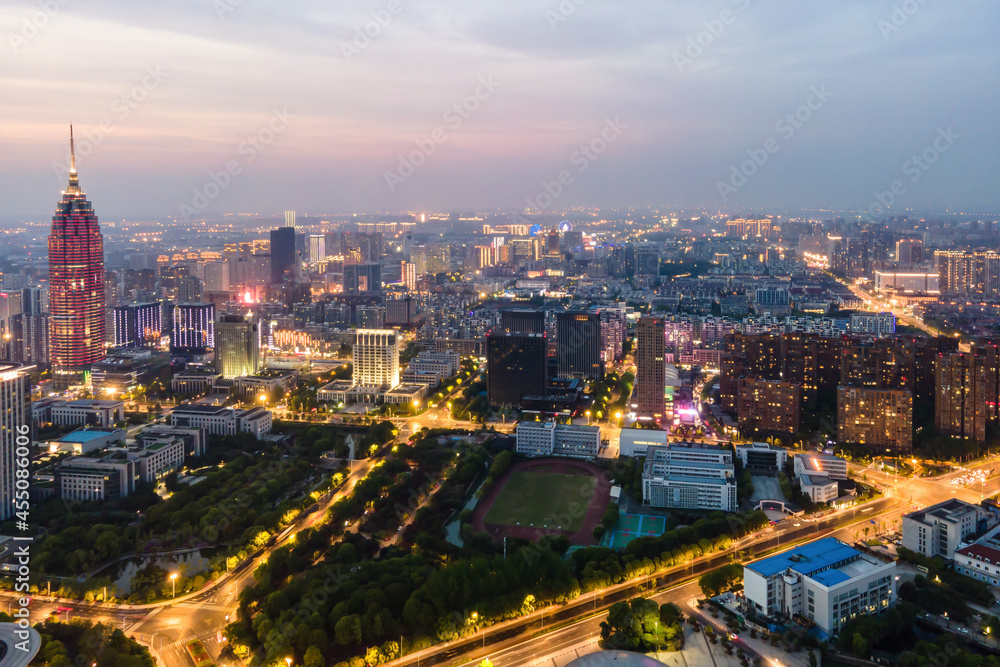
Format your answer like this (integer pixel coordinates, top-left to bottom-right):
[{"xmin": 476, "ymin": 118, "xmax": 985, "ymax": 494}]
[
  {"xmin": 556, "ymin": 311, "xmax": 604, "ymax": 380},
  {"xmin": 176, "ymin": 276, "xmax": 202, "ymax": 303},
  {"xmin": 353, "ymin": 329, "xmax": 399, "ymax": 389},
  {"xmin": 170, "ymin": 303, "xmax": 215, "ymax": 355},
  {"xmin": 0, "ymin": 363, "xmax": 32, "ymax": 521},
  {"xmin": 343, "ymin": 263, "xmax": 382, "ymax": 293},
  {"xmin": 270, "ymin": 227, "xmax": 296, "ymax": 284},
  {"xmin": 895, "ymin": 238, "xmax": 924, "ymax": 265},
  {"xmin": 7, "ymin": 314, "xmax": 48, "ymax": 365},
  {"xmin": 308, "ymin": 234, "xmax": 327, "ymax": 265},
  {"xmin": 635, "ymin": 317, "xmax": 666, "ymax": 419},
  {"xmin": 501, "ymin": 309, "xmax": 546, "ymax": 335},
  {"xmin": 203, "ymin": 262, "xmax": 230, "ymax": 292},
  {"xmin": 385, "ymin": 297, "xmax": 416, "ymax": 326},
  {"xmin": 401, "ymin": 261, "xmax": 416, "ymax": 291},
  {"xmin": 48, "ymin": 128, "xmax": 106, "ymax": 383},
  {"xmin": 837, "ymin": 386, "xmax": 913, "ymax": 453},
  {"xmin": 284, "ymin": 210, "xmax": 296, "ymax": 229},
  {"xmin": 564, "ymin": 230, "xmax": 584, "ymax": 251},
  {"xmin": 486, "ymin": 331, "xmax": 547, "ymax": 406},
  {"xmin": 114, "ymin": 302, "xmax": 162, "ymax": 348},
  {"xmin": 426, "ymin": 245, "xmax": 449, "ymax": 274},
  {"xmin": 216, "ymin": 312, "xmax": 261, "ymax": 379},
  {"xmin": 356, "ymin": 305, "xmax": 385, "ymax": 329}
]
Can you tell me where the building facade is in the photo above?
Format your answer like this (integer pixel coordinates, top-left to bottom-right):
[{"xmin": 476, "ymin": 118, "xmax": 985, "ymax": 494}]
[
  {"xmin": 642, "ymin": 443, "xmax": 736, "ymax": 512},
  {"xmin": 837, "ymin": 386, "xmax": 913, "ymax": 453},
  {"xmin": 353, "ymin": 329, "xmax": 400, "ymax": 389},
  {"xmin": 515, "ymin": 421, "xmax": 601, "ymax": 458},
  {"xmin": 635, "ymin": 316, "xmax": 666, "ymax": 419},
  {"xmin": 216, "ymin": 312, "xmax": 261, "ymax": 379},
  {"xmin": 48, "ymin": 129, "xmax": 106, "ymax": 383},
  {"xmin": 743, "ymin": 537, "xmax": 896, "ymax": 637}
]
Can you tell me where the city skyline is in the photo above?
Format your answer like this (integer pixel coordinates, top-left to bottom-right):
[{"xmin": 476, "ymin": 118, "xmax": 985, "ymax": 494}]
[{"xmin": 2, "ymin": 1, "xmax": 999, "ymax": 221}]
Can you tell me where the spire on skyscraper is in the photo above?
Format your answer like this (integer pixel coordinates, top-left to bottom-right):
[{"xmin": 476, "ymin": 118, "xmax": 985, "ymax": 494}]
[{"xmin": 67, "ymin": 124, "xmax": 80, "ymax": 194}]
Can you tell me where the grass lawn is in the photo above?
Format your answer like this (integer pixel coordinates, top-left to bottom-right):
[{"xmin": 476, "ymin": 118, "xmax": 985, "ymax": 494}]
[{"xmin": 484, "ymin": 470, "xmax": 597, "ymax": 531}]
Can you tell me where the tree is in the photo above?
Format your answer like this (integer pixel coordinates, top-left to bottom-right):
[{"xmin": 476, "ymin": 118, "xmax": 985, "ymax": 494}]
[
  {"xmin": 305, "ymin": 646, "xmax": 326, "ymax": 667},
  {"xmin": 335, "ymin": 614, "xmax": 362, "ymax": 645}
]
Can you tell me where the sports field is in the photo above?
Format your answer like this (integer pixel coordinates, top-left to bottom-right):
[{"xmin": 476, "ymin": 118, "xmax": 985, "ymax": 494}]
[
  {"xmin": 483, "ymin": 470, "xmax": 597, "ymax": 532},
  {"xmin": 603, "ymin": 513, "xmax": 667, "ymax": 548}
]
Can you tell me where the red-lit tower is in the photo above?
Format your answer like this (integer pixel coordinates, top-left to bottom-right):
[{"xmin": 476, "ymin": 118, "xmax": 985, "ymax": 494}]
[{"xmin": 49, "ymin": 126, "xmax": 105, "ymax": 384}]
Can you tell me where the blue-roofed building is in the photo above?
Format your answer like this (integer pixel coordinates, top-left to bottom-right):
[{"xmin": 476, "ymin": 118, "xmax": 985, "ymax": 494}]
[
  {"xmin": 48, "ymin": 427, "xmax": 126, "ymax": 455},
  {"xmin": 743, "ymin": 537, "xmax": 896, "ymax": 637}
]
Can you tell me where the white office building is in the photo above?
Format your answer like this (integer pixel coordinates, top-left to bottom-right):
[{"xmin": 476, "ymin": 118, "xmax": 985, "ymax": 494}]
[
  {"xmin": 619, "ymin": 427, "xmax": 668, "ymax": 457},
  {"xmin": 50, "ymin": 399, "xmax": 125, "ymax": 428},
  {"xmin": 516, "ymin": 421, "xmax": 601, "ymax": 459},
  {"xmin": 743, "ymin": 537, "xmax": 896, "ymax": 637},
  {"xmin": 169, "ymin": 405, "xmax": 272, "ymax": 438},
  {"xmin": 902, "ymin": 499, "xmax": 993, "ymax": 559},
  {"xmin": 793, "ymin": 453, "xmax": 848, "ymax": 480},
  {"xmin": 800, "ymin": 474, "xmax": 839, "ymax": 503},
  {"xmin": 353, "ymin": 329, "xmax": 400, "ymax": 389},
  {"xmin": 642, "ymin": 443, "xmax": 736, "ymax": 512}
]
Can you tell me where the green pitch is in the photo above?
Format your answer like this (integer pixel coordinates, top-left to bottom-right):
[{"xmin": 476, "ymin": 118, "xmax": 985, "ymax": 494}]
[{"xmin": 484, "ymin": 470, "xmax": 597, "ymax": 532}]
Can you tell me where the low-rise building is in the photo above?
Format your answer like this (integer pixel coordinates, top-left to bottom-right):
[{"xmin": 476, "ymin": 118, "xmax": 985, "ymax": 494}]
[
  {"xmin": 55, "ymin": 453, "xmax": 135, "ymax": 502},
  {"xmin": 383, "ymin": 384, "xmax": 429, "ymax": 405},
  {"xmin": 407, "ymin": 350, "xmax": 461, "ymax": 376},
  {"xmin": 642, "ymin": 443, "xmax": 736, "ymax": 512},
  {"xmin": 902, "ymin": 499, "xmax": 995, "ymax": 559},
  {"xmin": 47, "ymin": 427, "xmax": 126, "ymax": 455},
  {"xmin": 136, "ymin": 424, "xmax": 208, "ymax": 459},
  {"xmin": 48, "ymin": 400, "xmax": 125, "ymax": 428},
  {"xmin": 619, "ymin": 427, "xmax": 669, "ymax": 458},
  {"xmin": 799, "ymin": 474, "xmax": 839, "ymax": 503},
  {"xmin": 793, "ymin": 453, "xmax": 848, "ymax": 480},
  {"xmin": 743, "ymin": 537, "xmax": 896, "ymax": 637},
  {"xmin": 735, "ymin": 442, "xmax": 788, "ymax": 471},
  {"xmin": 955, "ymin": 527, "xmax": 1000, "ymax": 586},
  {"xmin": 169, "ymin": 404, "xmax": 272, "ymax": 437},
  {"xmin": 233, "ymin": 370, "xmax": 297, "ymax": 399},
  {"xmin": 120, "ymin": 439, "xmax": 185, "ymax": 483},
  {"xmin": 171, "ymin": 368, "xmax": 222, "ymax": 394},
  {"xmin": 515, "ymin": 421, "xmax": 601, "ymax": 458}
]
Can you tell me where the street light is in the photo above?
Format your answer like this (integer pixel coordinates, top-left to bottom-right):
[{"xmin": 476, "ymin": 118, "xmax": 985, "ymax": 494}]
[
  {"xmin": 286, "ymin": 658, "xmax": 293, "ymax": 667},
  {"xmin": 615, "ymin": 411, "xmax": 622, "ymax": 427},
  {"xmin": 170, "ymin": 573, "xmax": 178, "ymax": 598},
  {"xmin": 585, "ymin": 410, "xmax": 591, "ymax": 425}
]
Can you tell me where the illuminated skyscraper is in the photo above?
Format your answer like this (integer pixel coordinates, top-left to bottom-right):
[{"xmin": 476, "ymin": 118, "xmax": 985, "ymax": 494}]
[
  {"xmin": 0, "ymin": 363, "xmax": 32, "ymax": 521},
  {"xmin": 48, "ymin": 127, "xmax": 105, "ymax": 384},
  {"xmin": 216, "ymin": 312, "xmax": 261, "ymax": 379},
  {"xmin": 635, "ymin": 316, "xmax": 665, "ymax": 419}
]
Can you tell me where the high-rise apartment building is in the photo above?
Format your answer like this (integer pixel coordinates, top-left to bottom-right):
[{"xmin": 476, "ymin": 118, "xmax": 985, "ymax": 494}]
[
  {"xmin": 935, "ymin": 250, "xmax": 1000, "ymax": 295},
  {"xmin": 556, "ymin": 311, "xmax": 604, "ymax": 380},
  {"xmin": 171, "ymin": 303, "xmax": 215, "ymax": 355},
  {"xmin": 635, "ymin": 316, "xmax": 666, "ymax": 419},
  {"xmin": 343, "ymin": 263, "xmax": 382, "ymax": 293},
  {"xmin": 895, "ymin": 238, "xmax": 924, "ymax": 265},
  {"xmin": 114, "ymin": 303, "xmax": 162, "ymax": 349},
  {"xmin": 284, "ymin": 210, "xmax": 296, "ymax": 228},
  {"xmin": 0, "ymin": 363, "xmax": 32, "ymax": 521},
  {"xmin": 486, "ymin": 331, "xmax": 547, "ymax": 406},
  {"xmin": 401, "ymin": 261, "xmax": 416, "ymax": 291},
  {"xmin": 308, "ymin": 234, "xmax": 327, "ymax": 264},
  {"xmin": 48, "ymin": 128, "xmax": 105, "ymax": 383},
  {"xmin": 353, "ymin": 329, "xmax": 399, "ymax": 389},
  {"xmin": 216, "ymin": 312, "xmax": 261, "ymax": 379},
  {"xmin": 837, "ymin": 386, "xmax": 913, "ymax": 453},
  {"xmin": 737, "ymin": 377, "xmax": 802, "ymax": 435},
  {"xmin": 270, "ymin": 227, "xmax": 296, "ymax": 284}
]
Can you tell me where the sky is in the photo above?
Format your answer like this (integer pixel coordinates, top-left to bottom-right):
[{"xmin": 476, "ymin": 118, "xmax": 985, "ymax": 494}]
[{"xmin": 1, "ymin": 0, "xmax": 999, "ymax": 222}]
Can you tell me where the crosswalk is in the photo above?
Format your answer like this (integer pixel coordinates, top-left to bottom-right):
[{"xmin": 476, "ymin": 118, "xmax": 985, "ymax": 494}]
[{"xmin": 160, "ymin": 625, "xmax": 228, "ymax": 650}]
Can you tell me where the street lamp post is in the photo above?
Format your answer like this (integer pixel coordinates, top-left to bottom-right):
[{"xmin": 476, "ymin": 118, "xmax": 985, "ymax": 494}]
[{"xmin": 170, "ymin": 573, "xmax": 178, "ymax": 599}]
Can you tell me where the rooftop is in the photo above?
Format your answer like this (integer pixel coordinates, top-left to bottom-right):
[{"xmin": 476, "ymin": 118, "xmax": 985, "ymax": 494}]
[
  {"xmin": 747, "ymin": 537, "xmax": 862, "ymax": 580},
  {"xmin": 904, "ymin": 498, "xmax": 980, "ymax": 525},
  {"xmin": 56, "ymin": 428, "xmax": 123, "ymax": 443}
]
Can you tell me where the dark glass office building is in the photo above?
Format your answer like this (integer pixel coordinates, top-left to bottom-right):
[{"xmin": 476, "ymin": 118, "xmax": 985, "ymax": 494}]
[
  {"xmin": 486, "ymin": 331, "xmax": 547, "ymax": 406},
  {"xmin": 270, "ymin": 226, "xmax": 296, "ymax": 284}
]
